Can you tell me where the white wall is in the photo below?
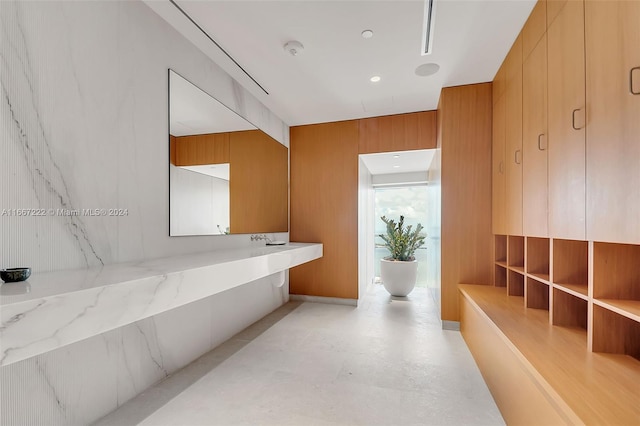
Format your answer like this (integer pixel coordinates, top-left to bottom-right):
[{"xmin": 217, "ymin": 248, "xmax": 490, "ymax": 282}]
[
  {"xmin": 0, "ymin": 1, "xmax": 290, "ymax": 424},
  {"xmin": 358, "ymin": 158, "xmax": 375, "ymax": 300}
]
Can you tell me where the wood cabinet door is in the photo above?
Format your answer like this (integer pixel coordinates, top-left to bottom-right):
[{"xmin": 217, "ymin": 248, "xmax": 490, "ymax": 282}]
[
  {"xmin": 585, "ymin": 0, "xmax": 640, "ymax": 244},
  {"xmin": 493, "ymin": 93, "xmax": 507, "ymax": 235},
  {"xmin": 547, "ymin": 0, "xmax": 586, "ymax": 240},
  {"xmin": 506, "ymin": 36, "xmax": 524, "ymax": 236},
  {"xmin": 523, "ymin": 34, "xmax": 549, "ymax": 237}
]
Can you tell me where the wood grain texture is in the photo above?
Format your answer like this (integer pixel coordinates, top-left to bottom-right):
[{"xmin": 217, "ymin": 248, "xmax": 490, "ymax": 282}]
[
  {"xmin": 460, "ymin": 284, "xmax": 640, "ymax": 425},
  {"xmin": 552, "ymin": 287, "xmax": 587, "ymax": 329},
  {"xmin": 522, "ymin": 35, "xmax": 549, "ymax": 238},
  {"xmin": 439, "ymin": 84, "xmax": 493, "ymax": 322},
  {"xmin": 358, "ymin": 111, "xmax": 437, "ymax": 154},
  {"xmin": 508, "ymin": 235, "xmax": 525, "ymax": 267},
  {"xmin": 593, "ymin": 305, "xmax": 640, "ymax": 361},
  {"xmin": 229, "ymin": 130, "xmax": 288, "ymax": 234},
  {"xmin": 492, "ymin": 95, "xmax": 507, "ymax": 235},
  {"xmin": 505, "ymin": 35, "xmax": 524, "ymax": 236},
  {"xmin": 527, "ymin": 237, "xmax": 550, "ymax": 276},
  {"xmin": 547, "ymin": 0, "xmax": 568, "ymax": 27},
  {"xmin": 547, "ymin": 0, "xmax": 586, "ymax": 240},
  {"xmin": 459, "ymin": 288, "xmax": 577, "ymax": 425},
  {"xmin": 508, "ymin": 270, "xmax": 525, "ymax": 297},
  {"xmin": 522, "ymin": 0, "xmax": 547, "ymax": 60},
  {"xmin": 527, "ymin": 278, "xmax": 550, "ymax": 310},
  {"xmin": 552, "ymin": 239, "xmax": 588, "ymax": 286},
  {"xmin": 585, "ymin": 0, "xmax": 640, "ymax": 244},
  {"xmin": 492, "ymin": 62, "xmax": 507, "ymax": 105},
  {"xmin": 174, "ymin": 133, "xmax": 230, "ymax": 166},
  {"xmin": 592, "ymin": 242, "xmax": 640, "ymax": 300},
  {"xmin": 290, "ymin": 121, "xmax": 359, "ymax": 299}
]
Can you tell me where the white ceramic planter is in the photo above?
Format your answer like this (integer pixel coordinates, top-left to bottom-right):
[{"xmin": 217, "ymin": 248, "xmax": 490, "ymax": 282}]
[{"xmin": 380, "ymin": 258, "xmax": 418, "ymax": 297}]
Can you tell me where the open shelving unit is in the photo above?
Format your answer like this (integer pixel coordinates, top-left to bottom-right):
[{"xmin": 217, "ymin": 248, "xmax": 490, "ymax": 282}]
[{"xmin": 491, "ymin": 234, "xmax": 640, "ymax": 360}]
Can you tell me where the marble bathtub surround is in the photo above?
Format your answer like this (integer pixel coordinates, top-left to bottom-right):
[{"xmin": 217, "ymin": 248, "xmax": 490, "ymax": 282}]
[{"xmin": 1, "ymin": 243, "xmax": 322, "ymax": 366}]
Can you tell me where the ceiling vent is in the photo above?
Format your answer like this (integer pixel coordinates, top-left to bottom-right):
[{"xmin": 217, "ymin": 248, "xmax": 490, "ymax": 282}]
[{"xmin": 421, "ymin": 0, "xmax": 437, "ymax": 55}]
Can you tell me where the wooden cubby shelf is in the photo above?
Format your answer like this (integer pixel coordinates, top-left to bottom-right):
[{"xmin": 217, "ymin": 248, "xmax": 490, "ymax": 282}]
[
  {"xmin": 593, "ymin": 305, "xmax": 640, "ymax": 361},
  {"xmin": 552, "ymin": 239, "xmax": 588, "ymax": 295},
  {"xmin": 495, "ymin": 264, "xmax": 507, "ymax": 288},
  {"xmin": 508, "ymin": 269, "xmax": 524, "ymax": 297},
  {"xmin": 508, "ymin": 235, "xmax": 525, "ymax": 268},
  {"xmin": 552, "ymin": 288, "xmax": 587, "ymax": 333},
  {"xmin": 593, "ymin": 242, "xmax": 640, "ymax": 322},
  {"xmin": 526, "ymin": 278, "xmax": 549, "ymax": 311},
  {"xmin": 495, "ymin": 234, "xmax": 507, "ymax": 263},
  {"xmin": 526, "ymin": 237, "xmax": 550, "ymax": 283}
]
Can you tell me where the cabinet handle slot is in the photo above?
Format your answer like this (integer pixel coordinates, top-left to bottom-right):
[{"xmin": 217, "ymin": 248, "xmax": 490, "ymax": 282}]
[
  {"xmin": 515, "ymin": 150, "xmax": 522, "ymax": 165},
  {"xmin": 631, "ymin": 66, "xmax": 640, "ymax": 95},
  {"xmin": 499, "ymin": 161, "xmax": 504, "ymax": 174},
  {"xmin": 572, "ymin": 109, "xmax": 584, "ymax": 130},
  {"xmin": 538, "ymin": 134, "xmax": 547, "ymax": 151}
]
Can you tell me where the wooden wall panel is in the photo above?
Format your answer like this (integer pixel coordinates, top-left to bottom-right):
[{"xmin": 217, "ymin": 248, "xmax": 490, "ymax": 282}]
[
  {"xmin": 522, "ymin": 0, "xmax": 547, "ymax": 60},
  {"xmin": 175, "ymin": 133, "xmax": 230, "ymax": 166},
  {"xmin": 439, "ymin": 84, "xmax": 494, "ymax": 322},
  {"xmin": 290, "ymin": 121, "xmax": 359, "ymax": 299},
  {"xmin": 358, "ymin": 111, "xmax": 437, "ymax": 154},
  {"xmin": 229, "ymin": 130, "xmax": 288, "ymax": 234}
]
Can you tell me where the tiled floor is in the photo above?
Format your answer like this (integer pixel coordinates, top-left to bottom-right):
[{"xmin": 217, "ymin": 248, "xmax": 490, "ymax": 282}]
[{"xmin": 96, "ymin": 285, "xmax": 504, "ymax": 425}]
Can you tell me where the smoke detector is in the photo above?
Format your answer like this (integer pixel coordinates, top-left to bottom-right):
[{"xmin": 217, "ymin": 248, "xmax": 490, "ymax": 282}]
[{"xmin": 284, "ymin": 41, "xmax": 304, "ymax": 56}]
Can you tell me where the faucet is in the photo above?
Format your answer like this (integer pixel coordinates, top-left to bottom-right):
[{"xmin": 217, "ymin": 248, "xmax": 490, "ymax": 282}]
[{"xmin": 251, "ymin": 234, "xmax": 273, "ymax": 243}]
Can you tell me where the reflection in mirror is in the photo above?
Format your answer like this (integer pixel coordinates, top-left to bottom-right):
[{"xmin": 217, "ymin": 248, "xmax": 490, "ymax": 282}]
[{"xmin": 169, "ymin": 70, "xmax": 288, "ymax": 236}]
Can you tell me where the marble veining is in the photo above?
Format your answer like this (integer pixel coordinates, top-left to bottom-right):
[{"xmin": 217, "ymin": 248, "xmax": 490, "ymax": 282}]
[{"xmin": 0, "ymin": 243, "xmax": 322, "ymax": 366}]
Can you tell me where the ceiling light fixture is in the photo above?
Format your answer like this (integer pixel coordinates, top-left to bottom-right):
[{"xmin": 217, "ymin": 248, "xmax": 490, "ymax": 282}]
[
  {"xmin": 421, "ymin": 0, "xmax": 437, "ymax": 55},
  {"xmin": 415, "ymin": 63, "xmax": 440, "ymax": 77},
  {"xmin": 283, "ymin": 40, "xmax": 304, "ymax": 56},
  {"xmin": 370, "ymin": 76, "xmax": 381, "ymax": 83},
  {"xmin": 393, "ymin": 155, "xmax": 400, "ymax": 159},
  {"xmin": 361, "ymin": 29, "xmax": 374, "ymax": 39}
]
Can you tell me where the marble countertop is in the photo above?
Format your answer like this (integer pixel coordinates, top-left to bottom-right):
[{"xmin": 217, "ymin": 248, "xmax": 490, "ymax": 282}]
[{"xmin": 0, "ymin": 243, "xmax": 322, "ymax": 366}]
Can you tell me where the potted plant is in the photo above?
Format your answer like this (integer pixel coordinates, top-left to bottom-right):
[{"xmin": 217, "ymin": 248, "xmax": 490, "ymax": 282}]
[{"xmin": 379, "ymin": 215, "xmax": 426, "ymax": 296}]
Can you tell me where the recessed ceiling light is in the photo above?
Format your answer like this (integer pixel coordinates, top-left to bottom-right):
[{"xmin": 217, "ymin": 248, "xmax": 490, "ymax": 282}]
[
  {"xmin": 361, "ymin": 30, "xmax": 374, "ymax": 39},
  {"xmin": 415, "ymin": 63, "xmax": 440, "ymax": 77},
  {"xmin": 393, "ymin": 155, "xmax": 400, "ymax": 159},
  {"xmin": 370, "ymin": 76, "xmax": 381, "ymax": 83},
  {"xmin": 393, "ymin": 165, "xmax": 400, "ymax": 169}
]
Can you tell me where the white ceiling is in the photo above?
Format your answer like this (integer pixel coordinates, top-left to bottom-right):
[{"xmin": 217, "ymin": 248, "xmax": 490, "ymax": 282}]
[
  {"xmin": 148, "ymin": 0, "xmax": 535, "ymax": 126},
  {"xmin": 361, "ymin": 149, "xmax": 435, "ymax": 175}
]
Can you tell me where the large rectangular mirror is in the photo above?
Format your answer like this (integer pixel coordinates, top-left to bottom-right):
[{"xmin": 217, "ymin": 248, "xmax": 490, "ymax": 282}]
[{"xmin": 169, "ymin": 70, "xmax": 288, "ymax": 236}]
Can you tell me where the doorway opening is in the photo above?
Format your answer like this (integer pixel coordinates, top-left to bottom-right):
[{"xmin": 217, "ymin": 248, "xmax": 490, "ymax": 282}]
[
  {"xmin": 374, "ymin": 185, "xmax": 428, "ymax": 286},
  {"xmin": 358, "ymin": 149, "xmax": 440, "ymax": 309}
]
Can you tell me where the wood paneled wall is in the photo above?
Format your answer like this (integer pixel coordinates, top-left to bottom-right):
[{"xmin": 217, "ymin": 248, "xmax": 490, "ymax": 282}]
[
  {"xmin": 290, "ymin": 121, "xmax": 359, "ymax": 299},
  {"xmin": 290, "ymin": 111, "xmax": 439, "ymax": 300},
  {"xmin": 230, "ymin": 130, "xmax": 288, "ymax": 234},
  {"xmin": 174, "ymin": 133, "xmax": 230, "ymax": 166},
  {"xmin": 358, "ymin": 111, "xmax": 437, "ymax": 154},
  {"xmin": 439, "ymin": 83, "xmax": 494, "ymax": 321}
]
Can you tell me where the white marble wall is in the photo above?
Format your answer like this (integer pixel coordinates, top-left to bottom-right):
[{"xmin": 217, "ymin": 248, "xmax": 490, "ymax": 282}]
[
  {"xmin": 1, "ymin": 1, "xmax": 290, "ymax": 424},
  {"xmin": 0, "ymin": 0, "xmax": 289, "ymax": 274}
]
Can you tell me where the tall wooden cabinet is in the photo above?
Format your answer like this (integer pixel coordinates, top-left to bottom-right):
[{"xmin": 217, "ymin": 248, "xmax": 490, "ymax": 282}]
[
  {"xmin": 492, "ymin": 93, "xmax": 507, "ymax": 236},
  {"xmin": 585, "ymin": 0, "xmax": 640, "ymax": 244},
  {"xmin": 522, "ymin": 34, "xmax": 548, "ymax": 237},
  {"xmin": 547, "ymin": 0, "xmax": 586, "ymax": 240},
  {"xmin": 505, "ymin": 35, "xmax": 524, "ymax": 236}
]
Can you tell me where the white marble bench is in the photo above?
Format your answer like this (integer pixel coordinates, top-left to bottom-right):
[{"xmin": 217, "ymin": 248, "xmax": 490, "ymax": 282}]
[{"xmin": 0, "ymin": 243, "xmax": 322, "ymax": 366}]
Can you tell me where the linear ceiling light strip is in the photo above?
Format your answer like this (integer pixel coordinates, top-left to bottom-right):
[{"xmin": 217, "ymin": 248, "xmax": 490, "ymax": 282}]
[
  {"xmin": 169, "ymin": 0, "xmax": 269, "ymax": 95},
  {"xmin": 422, "ymin": 0, "xmax": 436, "ymax": 55}
]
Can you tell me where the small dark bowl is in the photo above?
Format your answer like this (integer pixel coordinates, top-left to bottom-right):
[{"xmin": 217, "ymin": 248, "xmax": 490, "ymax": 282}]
[{"xmin": 1, "ymin": 267, "xmax": 31, "ymax": 283}]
